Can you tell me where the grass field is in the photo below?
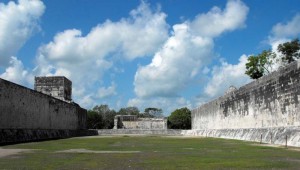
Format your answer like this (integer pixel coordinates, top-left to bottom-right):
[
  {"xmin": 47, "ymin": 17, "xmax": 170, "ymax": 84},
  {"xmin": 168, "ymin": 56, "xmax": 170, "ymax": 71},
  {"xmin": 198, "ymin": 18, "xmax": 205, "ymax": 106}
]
[{"xmin": 1, "ymin": 136, "xmax": 300, "ymax": 169}]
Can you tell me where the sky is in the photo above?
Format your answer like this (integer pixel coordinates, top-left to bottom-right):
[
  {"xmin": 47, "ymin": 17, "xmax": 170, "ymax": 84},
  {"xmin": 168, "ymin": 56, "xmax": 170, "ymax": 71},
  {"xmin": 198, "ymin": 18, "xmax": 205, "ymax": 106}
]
[{"xmin": 0, "ymin": 0, "xmax": 300, "ymax": 115}]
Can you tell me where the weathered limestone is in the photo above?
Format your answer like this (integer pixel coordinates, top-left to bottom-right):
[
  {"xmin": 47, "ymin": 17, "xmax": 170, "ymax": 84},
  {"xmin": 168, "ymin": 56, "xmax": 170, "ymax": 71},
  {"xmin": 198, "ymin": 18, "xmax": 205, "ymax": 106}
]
[
  {"xmin": 113, "ymin": 115, "xmax": 167, "ymax": 130},
  {"xmin": 98, "ymin": 129, "xmax": 183, "ymax": 136},
  {"xmin": 35, "ymin": 76, "xmax": 72, "ymax": 102},
  {"xmin": 192, "ymin": 60, "xmax": 300, "ymax": 130},
  {"xmin": 0, "ymin": 77, "xmax": 91, "ymax": 144},
  {"xmin": 191, "ymin": 60, "xmax": 300, "ymax": 147}
]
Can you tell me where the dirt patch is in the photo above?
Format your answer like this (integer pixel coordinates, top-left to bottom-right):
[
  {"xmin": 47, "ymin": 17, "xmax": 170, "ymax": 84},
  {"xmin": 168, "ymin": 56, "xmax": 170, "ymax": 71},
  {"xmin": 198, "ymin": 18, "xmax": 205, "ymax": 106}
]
[
  {"xmin": 251, "ymin": 143, "xmax": 300, "ymax": 152},
  {"xmin": 251, "ymin": 143, "xmax": 282, "ymax": 147},
  {"xmin": 56, "ymin": 149, "xmax": 141, "ymax": 154},
  {"xmin": 0, "ymin": 148, "xmax": 37, "ymax": 158}
]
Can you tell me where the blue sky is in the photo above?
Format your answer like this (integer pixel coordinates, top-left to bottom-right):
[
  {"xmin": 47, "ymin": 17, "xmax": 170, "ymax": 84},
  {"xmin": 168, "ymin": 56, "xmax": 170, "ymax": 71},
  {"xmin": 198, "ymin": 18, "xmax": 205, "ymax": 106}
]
[{"xmin": 0, "ymin": 0, "xmax": 300, "ymax": 115}]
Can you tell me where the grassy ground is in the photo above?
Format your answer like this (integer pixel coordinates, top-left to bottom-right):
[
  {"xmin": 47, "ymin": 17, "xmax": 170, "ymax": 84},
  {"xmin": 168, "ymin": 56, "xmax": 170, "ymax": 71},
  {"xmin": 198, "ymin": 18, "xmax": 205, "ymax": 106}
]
[{"xmin": 1, "ymin": 136, "xmax": 300, "ymax": 169}]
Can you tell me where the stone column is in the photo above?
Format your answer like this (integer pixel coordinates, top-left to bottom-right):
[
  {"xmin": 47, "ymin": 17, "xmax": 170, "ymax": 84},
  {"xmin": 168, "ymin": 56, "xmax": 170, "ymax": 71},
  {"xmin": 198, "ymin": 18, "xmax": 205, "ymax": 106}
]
[{"xmin": 113, "ymin": 116, "xmax": 118, "ymax": 129}]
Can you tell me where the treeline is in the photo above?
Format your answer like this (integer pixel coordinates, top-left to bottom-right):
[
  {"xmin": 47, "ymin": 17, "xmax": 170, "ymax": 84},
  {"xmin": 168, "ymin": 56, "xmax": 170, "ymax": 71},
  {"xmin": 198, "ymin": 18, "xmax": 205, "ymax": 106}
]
[
  {"xmin": 87, "ymin": 105, "xmax": 191, "ymax": 130},
  {"xmin": 87, "ymin": 105, "xmax": 163, "ymax": 129}
]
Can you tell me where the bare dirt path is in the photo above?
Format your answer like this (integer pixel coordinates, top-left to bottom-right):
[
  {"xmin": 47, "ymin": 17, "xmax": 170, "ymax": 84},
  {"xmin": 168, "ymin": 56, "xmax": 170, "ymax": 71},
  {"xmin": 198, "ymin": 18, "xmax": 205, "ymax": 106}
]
[
  {"xmin": 0, "ymin": 148, "xmax": 37, "ymax": 158},
  {"xmin": 56, "ymin": 149, "xmax": 140, "ymax": 154}
]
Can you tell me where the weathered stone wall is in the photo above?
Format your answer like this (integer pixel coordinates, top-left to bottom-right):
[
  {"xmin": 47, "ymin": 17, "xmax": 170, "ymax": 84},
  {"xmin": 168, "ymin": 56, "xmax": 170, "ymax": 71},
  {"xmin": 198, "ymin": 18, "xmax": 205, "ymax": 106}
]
[
  {"xmin": 192, "ymin": 60, "xmax": 300, "ymax": 130},
  {"xmin": 34, "ymin": 76, "xmax": 72, "ymax": 102},
  {"xmin": 0, "ymin": 78, "xmax": 86, "ymax": 130},
  {"xmin": 114, "ymin": 115, "xmax": 167, "ymax": 130},
  {"xmin": 0, "ymin": 129, "xmax": 98, "ymax": 145},
  {"xmin": 183, "ymin": 127, "xmax": 300, "ymax": 147},
  {"xmin": 97, "ymin": 129, "xmax": 183, "ymax": 136},
  {"xmin": 122, "ymin": 118, "xmax": 167, "ymax": 130}
]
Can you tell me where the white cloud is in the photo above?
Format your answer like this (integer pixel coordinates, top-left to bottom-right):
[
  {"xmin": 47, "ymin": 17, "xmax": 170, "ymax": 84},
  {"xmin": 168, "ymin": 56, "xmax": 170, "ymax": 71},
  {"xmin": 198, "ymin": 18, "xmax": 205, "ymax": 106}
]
[
  {"xmin": 0, "ymin": 0, "xmax": 45, "ymax": 66},
  {"xmin": 191, "ymin": 0, "xmax": 248, "ymax": 37},
  {"xmin": 35, "ymin": 1, "xmax": 169, "ymax": 108},
  {"xmin": 134, "ymin": 24, "xmax": 213, "ymax": 98},
  {"xmin": 199, "ymin": 13, "xmax": 300, "ymax": 106},
  {"xmin": 204, "ymin": 55, "xmax": 250, "ymax": 98},
  {"xmin": 133, "ymin": 0, "xmax": 249, "ymax": 98},
  {"xmin": 97, "ymin": 82, "xmax": 117, "ymax": 99},
  {"xmin": 0, "ymin": 56, "xmax": 33, "ymax": 86},
  {"xmin": 268, "ymin": 14, "xmax": 300, "ymax": 68},
  {"xmin": 271, "ymin": 14, "xmax": 300, "ymax": 39}
]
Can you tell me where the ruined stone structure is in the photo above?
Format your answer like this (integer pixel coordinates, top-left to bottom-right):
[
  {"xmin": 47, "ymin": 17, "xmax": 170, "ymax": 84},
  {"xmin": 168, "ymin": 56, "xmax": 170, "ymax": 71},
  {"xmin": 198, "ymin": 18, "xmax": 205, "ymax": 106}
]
[
  {"xmin": 35, "ymin": 76, "xmax": 72, "ymax": 102},
  {"xmin": 190, "ymin": 60, "xmax": 300, "ymax": 147},
  {"xmin": 113, "ymin": 115, "xmax": 167, "ymax": 130},
  {"xmin": 0, "ymin": 77, "xmax": 93, "ymax": 144}
]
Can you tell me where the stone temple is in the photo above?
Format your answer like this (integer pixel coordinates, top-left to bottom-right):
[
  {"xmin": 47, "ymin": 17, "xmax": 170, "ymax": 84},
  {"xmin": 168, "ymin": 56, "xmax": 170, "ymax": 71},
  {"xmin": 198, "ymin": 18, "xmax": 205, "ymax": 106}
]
[{"xmin": 34, "ymin": 76, "xmax": 72, "ymax": 102}]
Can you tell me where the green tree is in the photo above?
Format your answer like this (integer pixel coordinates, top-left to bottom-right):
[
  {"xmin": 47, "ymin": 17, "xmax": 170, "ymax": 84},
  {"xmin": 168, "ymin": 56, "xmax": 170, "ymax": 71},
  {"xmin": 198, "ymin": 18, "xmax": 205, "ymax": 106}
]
[
  {"xmin": 143, "ymin": 107, "xmax": 163, "ymax": 118},
  {"xmin": 278, "ymin": 38, "xmax": 300, "ymax": 64},
  {"xmin": 168, "ymin": 107, "xmax": 191, "ymax": 129},
  {"xmin": 118, "ymin": 106, "xmax": 140, "ymax": 115},
  {"xmin": 245, "ymin": 50, "xmax": 276, "ymax": 79},
  {"xmin": 87, "ymin": 110, "xmax": 103, "ymax": 129},
  {"xmin": 88, "ymin": 104, "xmax": 117, "ymax": 129}
]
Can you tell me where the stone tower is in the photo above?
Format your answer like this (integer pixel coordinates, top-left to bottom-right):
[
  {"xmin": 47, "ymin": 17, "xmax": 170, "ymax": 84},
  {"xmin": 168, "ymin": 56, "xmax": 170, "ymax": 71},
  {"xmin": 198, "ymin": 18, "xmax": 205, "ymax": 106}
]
[{"xmin": 34, "ymin": 76, "xmax": 72, "ymax": 102}]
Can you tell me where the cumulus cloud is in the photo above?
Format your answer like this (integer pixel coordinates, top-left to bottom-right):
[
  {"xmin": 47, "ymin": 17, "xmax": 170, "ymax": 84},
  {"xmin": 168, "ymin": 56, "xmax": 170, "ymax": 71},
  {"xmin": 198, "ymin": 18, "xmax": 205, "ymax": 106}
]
[
  {"xmin": 0, "ymin": 56, "xmax": 33, "ymax": 86},
  {"xmin": 0, "ymin": 0, "xmax": 45, "ymax": 66},
  {"xmin": 97, "ymin": 82, "xmax": 117, "ymax": 99},
  {"xmin": 204, "ymin": 55, "xmax": 250, "ymax": 98},
  {"xmin": 36, "ymin": 1, "xmax": 169, "ymax": 108},
  {"xmin": 271, "ymin": 14, "xmax": 300, "ymax": 39},
  {"xmin": 190, "ymin": 0, "xmax": 248, "ymax": 37},
  {"xmin": 267, "ymin": 14, "xmax": 300, "ymax": 68},
  {"xmin": 201, "ymin": 13, "xmax": 300, "ymax": 103},
  {"xmin": 133, "ymin": 0, "xmax": 249, "ymax": 98}
]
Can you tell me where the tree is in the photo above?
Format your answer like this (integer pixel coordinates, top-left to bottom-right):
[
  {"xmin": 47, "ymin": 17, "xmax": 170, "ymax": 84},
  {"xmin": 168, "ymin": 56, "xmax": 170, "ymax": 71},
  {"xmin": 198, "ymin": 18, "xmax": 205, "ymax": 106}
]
[
  {"xmin": 144, "ymin": 108, "xmax": 163, "ymax": 118},
  {"xmin": 168, "ymin": 107, "xmax": 191, "ymax": 129},
  {"xmin": 245, "ymin": 50, "xmax": 276, "ymax": 79},
  {"xmin": 87, "ymin": 110, "xmax": 103, "ymax": 129},
  {"xmin": 278, "ymin": 38, "xmax": 300, "ymax": 64},
  {"xmin": 88, "ymin": 104, "xmax": 117, "ymax": 129},
  {"xmin": 118, "ymin": 107, "xmax": 140, "ymax": 115}
]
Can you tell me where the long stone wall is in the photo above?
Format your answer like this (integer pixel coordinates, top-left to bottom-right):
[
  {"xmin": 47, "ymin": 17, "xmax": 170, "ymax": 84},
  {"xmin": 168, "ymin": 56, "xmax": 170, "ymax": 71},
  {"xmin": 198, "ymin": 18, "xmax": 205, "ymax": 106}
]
[
  {"xmin": 192, "ymin": 60, "xmax": 300, "ymax": 130},
  {"xmin": 0, "ymin": 129, "xmax": 98, "ymax": 145},
  {"xmin": 0, "ymin": 78, "xmax": 90, "ymax": 144},
  {"xmin": 0, "ymin": 78, "xmax": 86, "ymax": 130},
  {"xmin": 191, "ymin": 60, "xmax": 300, "ymax": 146}
]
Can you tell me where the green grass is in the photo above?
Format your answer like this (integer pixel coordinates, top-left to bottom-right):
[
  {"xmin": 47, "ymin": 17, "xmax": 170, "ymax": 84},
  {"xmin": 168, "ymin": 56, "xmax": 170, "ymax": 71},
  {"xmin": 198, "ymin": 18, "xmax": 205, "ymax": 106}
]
[{"xmin": 1, "ymin": 136, "xmax": 300, "ymax": 169}]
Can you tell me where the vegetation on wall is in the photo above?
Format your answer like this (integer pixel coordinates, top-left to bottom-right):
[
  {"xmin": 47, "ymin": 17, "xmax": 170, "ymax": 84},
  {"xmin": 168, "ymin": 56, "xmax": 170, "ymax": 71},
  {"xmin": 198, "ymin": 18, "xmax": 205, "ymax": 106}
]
[{"xmin": 245, "ymin": 38, "xmax": 300, "ymax": 79}]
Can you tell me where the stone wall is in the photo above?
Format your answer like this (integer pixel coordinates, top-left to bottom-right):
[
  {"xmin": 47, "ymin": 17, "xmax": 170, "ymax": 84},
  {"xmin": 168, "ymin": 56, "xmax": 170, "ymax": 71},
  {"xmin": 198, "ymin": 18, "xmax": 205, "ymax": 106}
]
[
  {"xmin": 122, "ymin": 118, "xmax": 167, "ymax": 130},
  {"xmin": 183, "ymin": 127, "xmax": 300, "ymax": 147},
  {"xmin": 98, "ymin": 129, "xmax": 183, "ymax": 136},
  {"xmin": 114, "ymin": 115, "xmax": 167, "ymax": 130},
  {"xmin": 0, "ymin": 129, "xmax": 98, "ymax": 145},
  {"xmin": 34, "ymin": 76, "xmax": 72, "ymax": 102},
  {"xmin": 192, "ymin": 60, "xmax": 300, "ymax": 130},
  {"xmin": 0, "ymin": 78, "xmax": 86, "ymax": 130}
]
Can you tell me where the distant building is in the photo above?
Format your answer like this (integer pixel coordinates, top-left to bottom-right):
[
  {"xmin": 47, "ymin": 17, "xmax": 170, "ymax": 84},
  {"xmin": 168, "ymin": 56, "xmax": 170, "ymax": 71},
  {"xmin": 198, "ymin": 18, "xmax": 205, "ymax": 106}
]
[
  {"xmin": 34, "ymin": 76, "xmax": 72, "ymax": 102},
  {"xmin": 113, "ymin": 115, "xmax": 167, "ymax": 130}
]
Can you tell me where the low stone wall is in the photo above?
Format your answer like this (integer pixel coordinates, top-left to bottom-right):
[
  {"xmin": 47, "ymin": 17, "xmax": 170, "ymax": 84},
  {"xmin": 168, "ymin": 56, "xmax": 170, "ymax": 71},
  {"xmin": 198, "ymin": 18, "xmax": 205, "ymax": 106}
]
[
  {"xmin": 97, "ymin": 129, "xmax": 184, "ymax": 136},
  {"xmin": 114, "ymin": 115, "xmax": 167, "ymax": 130},
  {"xmin": 0, "ymin": 129, "xmax": 98, "ymax": 145},
  {"xmin": 183, "ymin": 127, "xmax": 300, "ymax": 147},
  {"xmin": 122, "ymin": 119, "xmax": 167, "ymax": 130}
]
